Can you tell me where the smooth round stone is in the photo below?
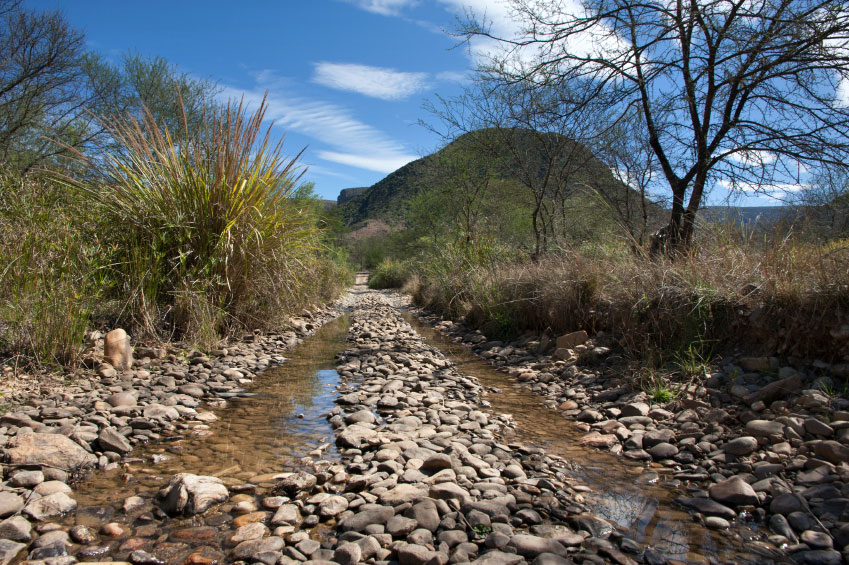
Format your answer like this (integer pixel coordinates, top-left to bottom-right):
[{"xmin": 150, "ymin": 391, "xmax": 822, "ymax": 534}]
[
  {"xmin": 800, "ymin": 530, "xmax": 833, "ymax": 549},
  {"xmin": 724, "ymin": 436, "xmax": 758, "ymax": 456},
  {"xmin": 648, "ymin": 442, "xmax": 678, "ymax": 459},
  {"xmin": 705, "ymin": 516, "xmax": 730, "ymax": 530}
]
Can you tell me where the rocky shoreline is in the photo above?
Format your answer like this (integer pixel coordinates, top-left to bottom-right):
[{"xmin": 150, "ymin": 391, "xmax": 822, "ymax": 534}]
[
  {"xmin": 1, "ymin": 281, "xmax": 846, "ymax": 564},
  {"xmin": 409, "ymin": 307, "xmax": 849, "ymax": 564},
  {"xmin": 0, "ymin": 298, "xmax": 344, "ymax": 565},
  {"xmin": 0, "ymin": 285, "xmax": 663, "ymax": 565}
]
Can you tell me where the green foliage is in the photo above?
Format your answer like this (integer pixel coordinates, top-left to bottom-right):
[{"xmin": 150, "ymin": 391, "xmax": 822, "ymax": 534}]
[
  {"xmin": 473, "ymin": 525, "xmax": 492, "ymax": 538},
  {"xmin": 368, "ymin": 259, "xmax": 411, "ymax": 289},
  {"xmin": 673, "ymin": 341, "xmax": 712, "ymax": 379},
  {"xmin": 650, "ymin": 380, "xmax": 674, "ymax": 403},
  {"xmin": 0, "ymin": 174, "xmax": 107, "ymax": 366},
  {"xmin": 640, "ymin": 370, "xmax": 674, "ymax": 403},
  {"xmin": 56, "ymin": 94, "xmax": 332, "ymax": 345}
]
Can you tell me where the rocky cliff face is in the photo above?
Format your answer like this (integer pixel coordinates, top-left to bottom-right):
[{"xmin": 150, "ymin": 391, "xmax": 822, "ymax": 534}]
[{"xmin": 337, "ymin": 187, "xmax": 368, "ymax": 205}]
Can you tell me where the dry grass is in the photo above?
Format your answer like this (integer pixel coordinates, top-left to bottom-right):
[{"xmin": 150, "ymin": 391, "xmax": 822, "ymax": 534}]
[{"xmin": 410, "ymin": 226, "xmax": 849, "ymax": 361}]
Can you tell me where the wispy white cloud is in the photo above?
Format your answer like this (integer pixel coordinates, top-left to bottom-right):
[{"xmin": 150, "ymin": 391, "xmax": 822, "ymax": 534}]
[
  {"xmin": 435, "ymin": 70, "xmax": 472, "ymax": 83},
  {"xmin": 316, "ymin": 151, "xmax": 416, "ymax": 172},
  {"xmin": 837, "ymin": 76, "xmax": 849, "ymax": 107},
  {"xmin": 716, "ymin": 178, "xmax": 806, "ymax": 195},
  {"xmin": 727, "ymin": 149, "xmax": 777, "ymax": 167},
  {"xmin": 343, "ymin": 0, "xmax": 418, "ymax": 16},
  {"xmin": 313, "ymin": 62, "xmax": 430, "ymax": 100},
  {"xmin": 220, "ymin": 81, "xmax": 417, "ymax": 174}
]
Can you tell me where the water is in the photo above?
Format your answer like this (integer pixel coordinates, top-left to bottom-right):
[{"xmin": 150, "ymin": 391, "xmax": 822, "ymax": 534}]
[
  {"xmin": 51, "ymin": 299, "xmax": 784, "ymax": 564},
  {"xmin": 404, "ymin": 312, "xmax": 785, "ymax": 564},
  {"xmin": 71, "ymin": 314, "xmax": 351, "ymax": 507}
]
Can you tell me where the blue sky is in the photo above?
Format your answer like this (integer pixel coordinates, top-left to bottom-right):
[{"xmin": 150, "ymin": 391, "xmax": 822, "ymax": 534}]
[{"xmin": 26, "ymin": 0, "xmax": 818, "ymax": 206}]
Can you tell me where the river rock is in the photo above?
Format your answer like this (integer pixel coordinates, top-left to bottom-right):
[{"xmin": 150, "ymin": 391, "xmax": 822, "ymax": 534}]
[
  {"xmin": 407, "ymin": 500, "xmax": 440, "ymax": 532},
  {"xmin": 274, "ymin": 472, "xmax": 317, "ymax": 496},
  {"xmin": 0, "ymin": 516, "xmax": 32, "ymax": 542},
  {"xmin": 508, "ymin": 535, "xmax": 568, "ymax": 558},
  {"xmin": 339, "ymin": 506, "xmax": 395, "ymax": 532},
  {"xmin": 23, "ymin": 492, "xmax": 77, "ymax": 520},
  {"xmin": 99, "ymin": 427, "xmax": 133, "ymax": 454},
  {"xmin": 143, "ymin": 404, "xmax": 180, "ymax": 421},
  {"xmin": 709, "ymin": 477, "xmax": 758, "ymax": 506},
  {"xmin": 160, "ymin": 474, "xmax": 228, "ymax": 515},
  {"xmin": 231, "ymin": 536, "xmax": 284, "ymax": 560},
  {"xmin": 745, "ymin": 420, "xmax": 784, "ymax": 441},
  {"xmin": 0, "ymin": 539, "xmax": 25, "ymax": 565},
  {"xmin": 556, "ymin": 331, "xmax": 588, "ymax": 349},
  {"xmin": 318, "ymin": 495, "xmax": 348, "ymax": 518},
  {"xmin": 105, "ymin": 328, "xmax": 133, "ymax": 371},
  {"xmin": 472, "ymin": 551, "xmax": 525, "ymax": 565},
  {"xmin": 333, "ymin": 542, "xmax": 362, "ymax": 565},
  {"xmin": 397, "ymin": 542, "xmax": 445, "ymax": 565},
  {"xmin": 107, "ymin": 391, "xmax": 138, "ymax": 407},
  {"xmin": 337, "ymin": 424, "xmax": 378, "ymax": 448},
  {"xmin": 270, "ymin": 504, "xmax": 300, "ymax": 526},
  {"xmin": 0, "ymin": 494, "xmax": 23, "ymax": 519},
  {"xmin": 744, "ymin": 373, "xmax": 802, "ymax": 404},
  {"xmin": 813, "ymin": 440, "xmax": 849, "ymax": 465},
  {"xmin": 724, "ymin": 436, "xmax": 759, "ymax": 456},
  {"xmin": 677, "ymin": 497, "xmax": 736, "ymax": 520},
  {"xmin": 380, "ymin": 484, "xmax": 427, "ymax": 505},
  {"xmin": 5, "ymin": 432, "xmax": 97, "ymax": 471}
]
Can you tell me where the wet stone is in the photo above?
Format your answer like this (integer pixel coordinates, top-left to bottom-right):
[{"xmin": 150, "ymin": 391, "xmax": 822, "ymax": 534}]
[
  {"xmin": 0, "ymin": 516, "xmax": 32, "ymax": 542},
  {"xmin": 129, "ymin": 549, "xmax": 166, "ymax": 565},
  {"xmin": 0, "ymin": 539, "xmax": 25, "ymax": 565},
  {"xmin": 708, "ymin": 477, "xmax": 758, "ymax": 507},
  {"xmin": 23, "ymin": 492, "xmax": 77, "ymax": 521}
]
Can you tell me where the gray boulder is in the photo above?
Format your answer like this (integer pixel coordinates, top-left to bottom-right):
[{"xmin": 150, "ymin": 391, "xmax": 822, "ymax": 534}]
[{"xmin": 160, "ymin": 473, "xmax": 228, "ymax": 515}]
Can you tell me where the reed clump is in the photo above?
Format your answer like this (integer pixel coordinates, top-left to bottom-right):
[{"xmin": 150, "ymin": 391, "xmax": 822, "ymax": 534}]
[{"xmin": 1, "ymin": 93, "xmax": 351, "ymax": 367}]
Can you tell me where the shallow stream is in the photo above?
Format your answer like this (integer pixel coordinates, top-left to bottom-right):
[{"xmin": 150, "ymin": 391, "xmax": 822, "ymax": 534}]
[
  {"xmin": 51, "ymin": 299, "xmax": 784, "ymax": 564},
  {"xmin": 404, "ymin": 312, "xmax": 784, "ymax": 564}
]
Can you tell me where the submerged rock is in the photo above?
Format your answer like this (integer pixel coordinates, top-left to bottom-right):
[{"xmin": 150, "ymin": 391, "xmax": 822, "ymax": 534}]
[{"xmin": 160, "ymin": 473, "xmax": 228, "ymax": 515}]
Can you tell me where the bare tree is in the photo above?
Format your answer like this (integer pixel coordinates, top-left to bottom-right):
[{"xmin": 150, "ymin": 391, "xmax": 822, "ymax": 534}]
[
  {"xmin": 426, "ymin": 77, "xmax": 605, "ymax": 259},
  {"xmin": 792, "ymin": 163, "xmax": 849, "ymax": 238},
  {"xmin": 0, "ymin": 1, "xmax": 220, "ymax": 173},
  {"xmin": 416, "ymin": 135, "xmax": 493, "ymax": 245},
  {"xmin": 0, "ymin": 1, "xmax": 90, "ymax": 170},
  {"xmin": 462, "ymin": 0, "xmax": 849, "ymax": 251},
  {"xmin": 590, "ymin": 109, "xmax": 665, "ymax": 248}
]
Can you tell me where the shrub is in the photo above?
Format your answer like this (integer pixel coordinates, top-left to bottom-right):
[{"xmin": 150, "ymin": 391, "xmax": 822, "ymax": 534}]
[
  {"xmin": 410, "ymin": 223, "xmax": 849, "ymax": 361},
  {"xmin": 57, "ymin": 93, "xmax": 337, "ymax": 345},
  {"xmin": 368, "ymin": 259, "xmax": 411, "ymax": 289}
]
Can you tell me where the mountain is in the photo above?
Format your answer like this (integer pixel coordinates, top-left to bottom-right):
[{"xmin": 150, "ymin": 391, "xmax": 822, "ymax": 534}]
[
  {"xmin": 337, "ymin": 187, "xmax": 368, "ymax": 204},
  {"xmin": 338, "ymin": 128, "xmax": 657, "ymax": 227}
]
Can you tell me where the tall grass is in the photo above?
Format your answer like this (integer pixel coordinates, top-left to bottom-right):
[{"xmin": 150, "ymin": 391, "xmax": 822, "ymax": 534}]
[
  {"xmin": 410, "ymin": 225, "xmax": 849, "ymax": 361},
  {"xmin": 0, "ymin": 174, "xmax": 106, "ymax": 367},
  {"xmin": 43, "ymin": 92, "xmax": 348, "ymax": 349}
]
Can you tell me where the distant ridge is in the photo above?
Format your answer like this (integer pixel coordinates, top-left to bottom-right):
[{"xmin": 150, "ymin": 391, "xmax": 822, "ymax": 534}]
[
  {"xmin": 699, "ymin": 206, "xmax": 797, "ymax": 225},
  {"xmin": 337, "ymin": 187, "xmax": 368, "ymax": 204}
]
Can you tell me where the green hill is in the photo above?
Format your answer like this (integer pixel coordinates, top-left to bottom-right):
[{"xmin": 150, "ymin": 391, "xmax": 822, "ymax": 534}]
[{"xmin": 338, "ymin": 128, "xmax": 660, "ymax": 230}]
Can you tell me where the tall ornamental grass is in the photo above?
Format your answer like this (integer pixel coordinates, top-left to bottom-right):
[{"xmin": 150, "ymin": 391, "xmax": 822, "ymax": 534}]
[{"xmin": 60, "ymin": 93, "xmax": 326, "ymax": 345}]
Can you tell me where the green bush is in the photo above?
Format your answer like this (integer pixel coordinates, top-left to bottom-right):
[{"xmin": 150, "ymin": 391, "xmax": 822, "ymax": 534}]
[
  {"xmin": 56, "ymin": 94, "xmax": 344, "ymax": 346},
  {"xmin": 368, "ymin": 259, "xmax": 411, "ymax": 289}
]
